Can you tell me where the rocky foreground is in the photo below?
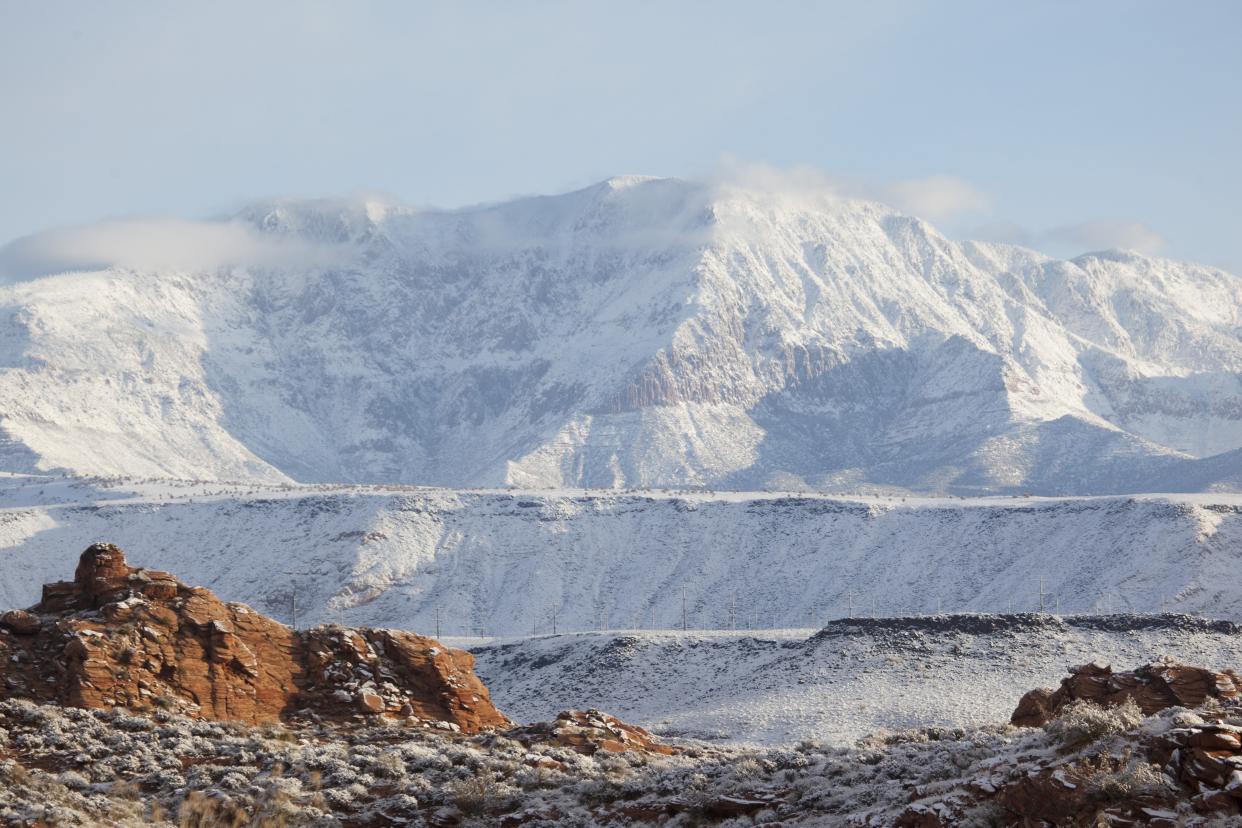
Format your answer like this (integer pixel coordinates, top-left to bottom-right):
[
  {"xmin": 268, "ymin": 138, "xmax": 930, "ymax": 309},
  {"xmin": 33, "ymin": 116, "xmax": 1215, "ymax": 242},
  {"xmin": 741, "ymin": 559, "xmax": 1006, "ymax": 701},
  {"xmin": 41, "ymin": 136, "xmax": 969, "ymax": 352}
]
[
  {"xmin": 7, "ymin": 548, "xmax": 1242, "ymax": 825},
  {"xmin": 7, "ymin": 663, "xmax": 1242, "ymax": 826}
]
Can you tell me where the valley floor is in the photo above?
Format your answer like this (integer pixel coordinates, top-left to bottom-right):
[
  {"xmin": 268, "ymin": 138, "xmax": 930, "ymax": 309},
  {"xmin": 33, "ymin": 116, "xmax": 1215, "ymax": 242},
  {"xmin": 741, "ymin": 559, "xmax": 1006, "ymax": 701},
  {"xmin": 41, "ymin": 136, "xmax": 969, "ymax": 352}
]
[{"xmin": 469, "ymin": 615, "xmax": 1242, "ymax": 746}]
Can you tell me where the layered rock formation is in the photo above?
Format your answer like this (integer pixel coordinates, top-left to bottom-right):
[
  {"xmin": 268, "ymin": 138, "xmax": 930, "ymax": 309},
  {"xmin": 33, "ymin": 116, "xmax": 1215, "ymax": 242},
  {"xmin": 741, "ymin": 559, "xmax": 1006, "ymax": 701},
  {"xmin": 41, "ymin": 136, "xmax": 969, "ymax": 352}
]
[
  {"xmin": 899, "ymin": 662, "xmax": 1242, "ymax": 826},
  {"xmin": 0, "ymin": 543, "xmax": 509, "ymax": 731},
  {"xmin": 1011, "ymin": 660, "xmax": 1242, "ymax": 727}
]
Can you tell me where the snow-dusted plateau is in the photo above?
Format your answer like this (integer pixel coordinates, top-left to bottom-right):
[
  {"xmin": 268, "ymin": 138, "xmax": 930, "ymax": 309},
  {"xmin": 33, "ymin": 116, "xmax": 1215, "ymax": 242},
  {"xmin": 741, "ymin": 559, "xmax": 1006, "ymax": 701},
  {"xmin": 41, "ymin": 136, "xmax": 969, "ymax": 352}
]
[{"xmin": 1, "ymin": 477, "xmax": 1240, "ymax": 633}]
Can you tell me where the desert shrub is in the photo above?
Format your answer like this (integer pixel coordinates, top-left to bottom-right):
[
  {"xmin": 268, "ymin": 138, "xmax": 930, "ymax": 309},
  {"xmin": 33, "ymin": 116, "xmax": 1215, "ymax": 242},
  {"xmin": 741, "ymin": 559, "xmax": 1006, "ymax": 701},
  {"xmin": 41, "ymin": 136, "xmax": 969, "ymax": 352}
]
[
  {"xmin": 114, "ymin": 713, "xmax": 156, "ymax": 732},
  {"xmin": 1080, "ymin": 749, "xmax": 1170, "ymax": 800},
  {"xmin": 448, "ymin": 774, "xmax": 515, "ymax": 815},
  {"xmin": 110, "ymin": 779, "xmax": 143, "ymax": 800},
  {"xmin": 177, "ymin": 790, "xmax": 248, "ymax": 828},
  {"xmin": 1044, "ymin": 699, "xmax": 1144, "ymax": 748},
  {"xmin": 249, "ymin": 779, "xmax": 305, "ymax": 828},
  {"xmin": 261, "ymin": 725, "xmax": 298, "ymax": 743},
  {"xmin": 0, "ymin": 760, "xmax": 32, "ymax": 786}
]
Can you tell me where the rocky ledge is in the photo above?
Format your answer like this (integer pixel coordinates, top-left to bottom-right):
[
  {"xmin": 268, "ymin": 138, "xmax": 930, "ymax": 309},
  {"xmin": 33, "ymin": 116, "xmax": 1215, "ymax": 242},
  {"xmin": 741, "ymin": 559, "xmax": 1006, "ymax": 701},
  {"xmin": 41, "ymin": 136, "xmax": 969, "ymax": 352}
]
[
  {"xmin": 1011, "ymin": 660, "xmax": 1242, "ymax": 727},
  {"xmin": 897, "ymin": 660, "xmax": 1242, "ymax": 826},
  {"xmin": 0, "ymin": 544, "xmax": 510, "ymax": 732}
]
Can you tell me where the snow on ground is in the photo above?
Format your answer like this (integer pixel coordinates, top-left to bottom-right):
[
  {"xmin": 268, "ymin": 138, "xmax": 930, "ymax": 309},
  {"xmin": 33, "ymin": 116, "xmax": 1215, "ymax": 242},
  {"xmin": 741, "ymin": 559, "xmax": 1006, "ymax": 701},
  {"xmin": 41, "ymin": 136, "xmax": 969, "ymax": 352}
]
[
  {"xmin": 1, "ymin": 477, "xmax": 1241, "ymax": 634},
  {"xmin": 4, "ymin": 475, "xmax": 1241, "ymax": 750},
  {"xmin": 469, "ymin": 615, "xmax": 1242, "ymax": 746}
]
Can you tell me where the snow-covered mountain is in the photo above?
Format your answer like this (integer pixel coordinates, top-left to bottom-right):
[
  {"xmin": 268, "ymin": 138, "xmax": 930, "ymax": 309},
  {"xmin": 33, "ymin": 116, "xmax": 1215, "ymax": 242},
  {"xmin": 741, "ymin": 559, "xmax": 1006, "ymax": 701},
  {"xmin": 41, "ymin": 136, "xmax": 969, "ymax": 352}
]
[{"xmin": 1, "ymin": 177, "xmax": 1240, "ymax": 493}]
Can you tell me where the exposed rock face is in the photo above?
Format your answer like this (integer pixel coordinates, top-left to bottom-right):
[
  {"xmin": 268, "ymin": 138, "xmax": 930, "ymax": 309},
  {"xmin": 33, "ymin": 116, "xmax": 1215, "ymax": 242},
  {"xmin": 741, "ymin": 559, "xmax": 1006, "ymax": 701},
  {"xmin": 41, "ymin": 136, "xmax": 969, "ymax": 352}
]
[
  {"xmin": 988, "ymin": 716, "xmax": 1242, "ymax": 825},
  {"xmin": 0, "ymin": 543, "xmax": 509, "ymax": 731},
  {"xmin": 1011, "ymin": 660, "xmax": 1242, "ymax": 727},
  {"xmin": 506, "ymin": 709, "xmax": 679, "ymax": 756},
  {"xmin": 900, "ymin": 664, "xmax": 1242, "ymax": 826}
]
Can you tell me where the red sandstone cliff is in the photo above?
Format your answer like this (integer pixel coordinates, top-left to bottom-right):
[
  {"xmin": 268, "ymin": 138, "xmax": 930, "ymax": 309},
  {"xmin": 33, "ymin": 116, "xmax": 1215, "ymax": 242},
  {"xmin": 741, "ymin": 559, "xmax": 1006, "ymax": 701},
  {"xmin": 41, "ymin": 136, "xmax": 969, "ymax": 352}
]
[{"xmin": 0, "ymin": 543, "xmax": 510, "ymax": 732}]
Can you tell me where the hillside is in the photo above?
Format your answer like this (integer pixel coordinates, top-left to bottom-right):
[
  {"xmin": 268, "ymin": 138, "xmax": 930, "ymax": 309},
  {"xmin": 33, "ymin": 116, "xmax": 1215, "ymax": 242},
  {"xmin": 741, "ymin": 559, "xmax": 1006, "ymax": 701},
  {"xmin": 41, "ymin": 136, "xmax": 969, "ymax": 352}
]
[
  {"xmin": 470, "ymin": 616, "xmax": 1242, "ymax": 746},
  {"xmin": 1, "ymin": 477, "xmax": 1240, "ymax": 633},
  {"xmin": 1, "ymin": 178, "xmax": 1240, "ymax": 493}
]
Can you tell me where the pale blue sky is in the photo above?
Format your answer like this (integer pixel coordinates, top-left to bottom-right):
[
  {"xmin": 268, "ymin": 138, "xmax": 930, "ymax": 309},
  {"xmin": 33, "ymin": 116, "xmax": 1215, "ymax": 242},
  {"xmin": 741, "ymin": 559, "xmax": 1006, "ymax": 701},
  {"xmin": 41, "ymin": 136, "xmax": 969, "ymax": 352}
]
[{"xmin": 2, "ymin": 1, "xmax": 1239, "ymax": 269}]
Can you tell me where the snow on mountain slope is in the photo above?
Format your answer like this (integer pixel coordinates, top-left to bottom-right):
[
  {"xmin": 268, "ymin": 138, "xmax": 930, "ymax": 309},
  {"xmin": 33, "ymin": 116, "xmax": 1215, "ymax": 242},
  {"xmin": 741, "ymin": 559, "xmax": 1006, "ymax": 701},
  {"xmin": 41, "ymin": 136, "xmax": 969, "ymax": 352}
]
[
  {"xmin": 2, "ymin": 480, "xmax": 1241, "ymax": 634},
  {"xmin": 469, "ymin": 616, "xmax": 1242, "ymax": 745},
  {"xmin": 0, "ymin": 177, "xmax": 1239, "ymax": 493}
]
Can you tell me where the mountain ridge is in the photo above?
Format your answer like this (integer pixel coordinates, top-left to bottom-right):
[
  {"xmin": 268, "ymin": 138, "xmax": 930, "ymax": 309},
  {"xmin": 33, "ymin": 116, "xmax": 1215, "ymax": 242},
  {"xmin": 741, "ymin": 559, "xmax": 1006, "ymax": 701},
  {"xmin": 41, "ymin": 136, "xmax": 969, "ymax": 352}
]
[{"xmin": 0, "ymin": 176, "xmax": 1239, "ymax": 493}]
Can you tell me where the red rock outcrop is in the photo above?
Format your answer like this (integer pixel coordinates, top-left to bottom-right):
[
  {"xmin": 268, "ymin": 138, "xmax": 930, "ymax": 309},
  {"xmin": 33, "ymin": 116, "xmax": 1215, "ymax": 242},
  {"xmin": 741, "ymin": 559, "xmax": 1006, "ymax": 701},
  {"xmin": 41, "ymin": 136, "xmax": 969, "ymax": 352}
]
[
  {"xmin": 987, "ymin": 717, "xmax": 1242, "ymax": 825},
  {"xmin": 0, "ymin": 543, "xmax": 509, "ymax": 732},
  {"xmin": 1011, "ymin": 660, "xmax": 1242, "ymax": 727},
  {"xmin": 899, "ymin": 663, "xmax": 1242, "ymax": 826},
  {"xmin": 506, "ymin": 709, "xmax": 679, "ymax": 756}
]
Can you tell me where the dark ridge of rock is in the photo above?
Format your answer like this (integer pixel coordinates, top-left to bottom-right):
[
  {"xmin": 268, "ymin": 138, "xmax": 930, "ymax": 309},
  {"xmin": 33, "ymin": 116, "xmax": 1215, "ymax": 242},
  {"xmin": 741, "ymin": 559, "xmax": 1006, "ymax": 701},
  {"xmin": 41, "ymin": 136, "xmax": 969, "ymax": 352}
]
[
  {"xmin": 0, "ymin": 543, "xmax": 511, "ymax": 731},
  {"xmin": 1065, "ymin": 614, "xmax": 1242, "ymax": 634},
  {"xmin": 1011, "ymin": 660, "xmax": 1242, "ymax": 727},
  {"xmin": 811, "ymin": 613, "xmax": 1065, "ymax": 639},
  {"xmin": 809, "ymin": 612, "xmax": 1241, "ymax": 642}
]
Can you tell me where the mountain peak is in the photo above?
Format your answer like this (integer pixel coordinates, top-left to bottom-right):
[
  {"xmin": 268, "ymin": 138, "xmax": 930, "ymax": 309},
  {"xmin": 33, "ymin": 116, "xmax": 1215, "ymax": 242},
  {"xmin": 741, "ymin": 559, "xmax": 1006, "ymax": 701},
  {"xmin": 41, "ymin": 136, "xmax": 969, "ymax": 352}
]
[
  {"xmin": 0, "ymin": 179, "xmax": 1239, "ymax": 494},
  {"xmin": 600, "ymin": 174, "xmax": 670, "ymax": 190}
]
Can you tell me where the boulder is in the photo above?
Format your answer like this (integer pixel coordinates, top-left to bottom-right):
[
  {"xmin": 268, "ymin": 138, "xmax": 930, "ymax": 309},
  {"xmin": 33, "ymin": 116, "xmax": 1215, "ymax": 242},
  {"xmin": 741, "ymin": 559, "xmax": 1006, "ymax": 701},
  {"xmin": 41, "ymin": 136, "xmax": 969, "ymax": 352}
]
[
  {"xmin": 1011, "ymin": 660, "xmax": 1242, "ymax": 727},
  {"xmin": 505, "ymin": 709, "xmax": 678, "ymax": 756},
  {"xmin": 0, "ymin": 610, "xmax": 39, "ymax": 635}
]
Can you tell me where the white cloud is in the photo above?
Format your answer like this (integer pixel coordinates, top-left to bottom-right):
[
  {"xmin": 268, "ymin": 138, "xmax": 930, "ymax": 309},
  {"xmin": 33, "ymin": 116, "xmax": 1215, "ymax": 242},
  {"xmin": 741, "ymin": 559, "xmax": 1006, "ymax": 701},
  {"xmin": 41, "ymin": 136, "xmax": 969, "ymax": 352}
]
[
  {"xmin": 0, "ymin": 217, "xmax": 351, "ymax": 281},
  {"xmin": 968, "ymin": 221, "xmax": 1033, "ymax": 247},
  {"xmin": 1041, "ymin": 220, "xmax": 1166, "ymax": 255},
  {"xmin": 881, "ymin": 175, "xmax": 990, "ymax": 221},
  {"xmin": 707, "ymin": 159, "xmax": 988, "ymax": 221},
  {"xmin": 972, "ymin": 218, "xmax": 1167, "ymax": 256},
  {"xmin": 706, "ymin": 158, "xmax": 843, "ymax": 206}
]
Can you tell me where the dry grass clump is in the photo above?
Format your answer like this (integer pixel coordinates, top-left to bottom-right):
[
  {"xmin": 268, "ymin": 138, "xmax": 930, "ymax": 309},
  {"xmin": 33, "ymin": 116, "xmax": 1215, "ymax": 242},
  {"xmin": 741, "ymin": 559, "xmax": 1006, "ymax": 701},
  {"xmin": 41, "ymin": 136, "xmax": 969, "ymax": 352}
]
[
  {"xmin": 1079, "ymin": 748, "xmax": 1171, "ymax": 801},
  {"xmin": 1043, "ymin": 698, "xmax": 1144, "ymax": 748}
]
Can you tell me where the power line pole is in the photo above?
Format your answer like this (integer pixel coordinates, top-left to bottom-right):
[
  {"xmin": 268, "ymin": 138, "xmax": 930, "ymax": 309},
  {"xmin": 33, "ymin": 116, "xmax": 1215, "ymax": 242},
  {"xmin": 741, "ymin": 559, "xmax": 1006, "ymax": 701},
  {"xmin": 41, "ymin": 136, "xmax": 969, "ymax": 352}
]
[
  {"xmin": 729, "ymin": 592, "xmax": 737, "ymax": 631},
  {"xmin": 282, "ymin": 569, "xmax": 314, "ymax": 630},
  {"xmin": 1037, "ymin": 577, "xmax": 1047, "ymax": 614},
  {"xmin": 848, "ymin": 591, "xmax": 855, "ymax": 619},
  {"xmin": 435, "ymin": 606, "xmax": 441, "ymax": 639},
  {"xmin": 681, "ymin": 586, "xmax": 688, "ymax": 632}
]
